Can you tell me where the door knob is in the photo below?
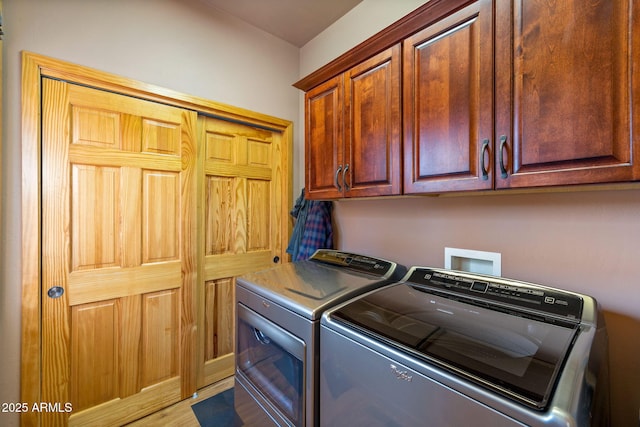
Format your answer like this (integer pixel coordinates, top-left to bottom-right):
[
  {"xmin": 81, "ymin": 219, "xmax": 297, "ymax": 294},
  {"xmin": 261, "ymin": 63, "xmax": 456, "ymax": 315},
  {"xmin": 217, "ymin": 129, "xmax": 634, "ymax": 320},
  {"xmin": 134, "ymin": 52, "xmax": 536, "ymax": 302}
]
[{"xmin": 47, "ymin": 286, "xmax": 64, "ymax": 299}]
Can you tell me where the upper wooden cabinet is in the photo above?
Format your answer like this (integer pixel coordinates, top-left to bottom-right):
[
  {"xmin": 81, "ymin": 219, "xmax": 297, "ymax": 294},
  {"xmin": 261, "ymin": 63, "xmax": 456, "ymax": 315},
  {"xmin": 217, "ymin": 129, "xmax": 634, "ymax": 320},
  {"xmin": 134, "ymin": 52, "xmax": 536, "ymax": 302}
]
[
  {"xmin": 298, "ymin": 0, "xmax": 640, "ymax": 196},
  {"xmin": 403, "ymin": 1, "xmax": 493, "ymax": 194},
  {"xmin": 305, "ymin": 44, "xmax": 402, "ymax": 199},
  {"xmin": 406, "ymin": 0, "xmax": 640, "ymax": 193},
  {"xmin": 494, "ymin": 0, "xmax": 640, "ymax": 188}
]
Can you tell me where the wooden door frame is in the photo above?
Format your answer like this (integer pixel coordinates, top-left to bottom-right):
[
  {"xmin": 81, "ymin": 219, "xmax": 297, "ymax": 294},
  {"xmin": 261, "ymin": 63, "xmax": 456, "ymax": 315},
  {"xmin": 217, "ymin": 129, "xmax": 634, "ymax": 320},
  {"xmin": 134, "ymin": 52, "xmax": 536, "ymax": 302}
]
[{"xmin": 21, "ymin": 51, "xmax": 293, "ymax": 426}]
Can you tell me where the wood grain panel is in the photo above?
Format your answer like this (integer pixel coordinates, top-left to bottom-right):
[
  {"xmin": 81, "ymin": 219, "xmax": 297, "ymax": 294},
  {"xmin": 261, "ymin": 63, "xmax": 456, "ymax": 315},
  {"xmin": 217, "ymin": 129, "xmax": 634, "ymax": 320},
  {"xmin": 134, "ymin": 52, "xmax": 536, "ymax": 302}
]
[
  {"xmin": 233, "ymin": 178, "xmax": 247, "ymax": 254},
  {"xmin": 204, "ymin": 251, "xmax": 274, "ymax": 280},
  {"xmin": 206, "ymin": 131, "xmax": 235, "ymax": 163},
  {"xmin": 214, "ymin": 279, "xmax": 235, "ymax": 357},
  {"xmin": 204, "ymin": 278, "xmax": 235, "ymax": 361},
  {"xmin": 122, "ymin": 114, "xmax": 142, "ymax": 153},
  {"xmin": 71, "ymin": 164, "xmax": 120, "ymax": 271},
  {"xmin": 142, "ymin": 118, "xmax": 181, "ymax": 156},
  {"xmin": 517, "ymin": 0, "xmax": 614, "ymax": 165},
  {"xmin": 204, "ymin": 163, "xmax": 272, "ymax": 180},
  {"xmin": 305, "ymin": 75, "xmax": 344, "ymax": 198},
  {"xmin": 415, "ymin": 21, "xmax": 474, "ymax": 177},
  {"xmin": 247, "ymin": 137, "xmax": 271, "ymax": 167},
  {"xmin": 71, "ymin": 300, "xmax": 119, "ymax": 411},
  {"xmin": 121, "ymin": 167, "xmax": 142, "ymax": 268},
  {"xmin": 141, "ymin": 290, "xmax": 179, "ymax": 388},
  {"xmin": 142, "ymin": 170, "xmax": 179, "ymax": 263},
  {"xmin": 495, "ymin": 0, "xmax": 639, "ymax": 187},
  {"xmin": 403, "ymin": 2, "xmax": 493, "ymax": 193},
  {"xmin": 247, "ymin": 179, "xmax": 270, "ymax": 251},
  {"xmin": 68, "ymin": 262, "xmax": 181, "ymax": 305},
  {"xmin": 205, "ymin": 176, "xmax": 235, "ymax": 255},
  {"xmin": 204, "ymin": 280, "xmax": 216, "ymax": 361},
  {"xmin": 345, "ymin": 44, "xmax": 402, "ymax": 197},
  {"xmin": 72, "ymin": 106, "xmax": 120, "ymax": 148},
  {"xmin": 69, "ymin": 145, "xmax": 182, "ymax": 171},
  {"xmin": 119, "ymin": 295, "xmax": 141, "ymax": 398},
  {"xmin": 350, "ymin": 58, "xmax": 393, "ymax": 183}
]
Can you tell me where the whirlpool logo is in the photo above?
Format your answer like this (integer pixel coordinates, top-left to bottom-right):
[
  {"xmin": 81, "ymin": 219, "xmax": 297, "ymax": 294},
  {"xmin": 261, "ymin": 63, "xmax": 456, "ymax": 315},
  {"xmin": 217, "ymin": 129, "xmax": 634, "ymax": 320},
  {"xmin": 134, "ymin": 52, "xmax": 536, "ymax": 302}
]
[{"xmin": 390, "ymin": 364, "xmax": 413, "ymax": 382}]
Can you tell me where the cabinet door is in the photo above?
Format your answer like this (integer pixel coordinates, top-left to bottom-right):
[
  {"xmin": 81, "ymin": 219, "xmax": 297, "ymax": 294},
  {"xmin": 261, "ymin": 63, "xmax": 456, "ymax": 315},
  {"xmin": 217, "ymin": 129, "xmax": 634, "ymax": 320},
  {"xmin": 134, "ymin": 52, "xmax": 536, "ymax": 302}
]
[
  {"xmin": 495, "ymin": 0, "xmax": 640, "ymax": 188},
  {"xmin": 403, "ymin": 1, "xmax": 493, "ymax": 194},
  {"xmin": 305, "ymin": 75, "xmax": 344, "ymax": 199},
  {"xmin": 344, "ymin": 44, "xmax": 402, "ymax": 197}
]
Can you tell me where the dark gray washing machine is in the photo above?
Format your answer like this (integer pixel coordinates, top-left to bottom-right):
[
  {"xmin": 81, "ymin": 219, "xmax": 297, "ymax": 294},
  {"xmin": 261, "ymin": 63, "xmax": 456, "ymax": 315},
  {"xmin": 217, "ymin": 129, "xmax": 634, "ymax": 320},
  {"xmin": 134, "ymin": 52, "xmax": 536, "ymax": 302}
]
[
  {"xmin": 234, "ymin": 249, "xmax": 406, "ymax": 426},
  {"xmin": 320, "ymin": 266, "xmax": 610, "ymax": 427}
]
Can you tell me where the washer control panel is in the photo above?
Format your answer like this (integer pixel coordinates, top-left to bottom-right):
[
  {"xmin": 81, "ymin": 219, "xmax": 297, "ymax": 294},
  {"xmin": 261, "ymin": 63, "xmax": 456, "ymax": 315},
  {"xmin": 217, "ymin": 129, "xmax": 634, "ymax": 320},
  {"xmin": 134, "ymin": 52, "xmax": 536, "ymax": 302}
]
[{"xmin": 407, "ymin": 267, "xmax": 583, "ymax": 320}]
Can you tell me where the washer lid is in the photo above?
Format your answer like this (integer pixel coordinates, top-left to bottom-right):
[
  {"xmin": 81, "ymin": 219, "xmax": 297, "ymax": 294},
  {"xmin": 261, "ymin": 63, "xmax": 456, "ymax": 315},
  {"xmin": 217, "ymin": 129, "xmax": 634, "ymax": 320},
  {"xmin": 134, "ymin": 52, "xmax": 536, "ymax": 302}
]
[
  {"xmin": 237, "ymin": 250, "xmax": 404, "ymax": 320},
  {"xmin": 329, "ymin": 281, "xmax": 580, "ymax": 410}
]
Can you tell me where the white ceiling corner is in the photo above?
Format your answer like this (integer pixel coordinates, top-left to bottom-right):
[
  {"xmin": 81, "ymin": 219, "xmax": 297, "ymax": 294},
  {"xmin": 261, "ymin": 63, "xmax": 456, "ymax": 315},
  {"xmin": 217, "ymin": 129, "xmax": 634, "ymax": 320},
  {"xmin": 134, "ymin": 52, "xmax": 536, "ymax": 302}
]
[{"xmin": 199, "ymin": 0, "xmax": 364, "ymax": 47}]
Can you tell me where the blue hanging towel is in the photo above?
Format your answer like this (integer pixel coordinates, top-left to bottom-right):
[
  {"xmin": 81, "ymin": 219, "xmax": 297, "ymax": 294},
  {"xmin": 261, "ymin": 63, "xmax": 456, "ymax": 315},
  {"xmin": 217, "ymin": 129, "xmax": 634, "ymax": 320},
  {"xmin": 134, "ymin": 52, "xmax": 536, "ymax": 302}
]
[{"xmin": 286, "ymin": 189, "xmax": 333, "ymax": 261}]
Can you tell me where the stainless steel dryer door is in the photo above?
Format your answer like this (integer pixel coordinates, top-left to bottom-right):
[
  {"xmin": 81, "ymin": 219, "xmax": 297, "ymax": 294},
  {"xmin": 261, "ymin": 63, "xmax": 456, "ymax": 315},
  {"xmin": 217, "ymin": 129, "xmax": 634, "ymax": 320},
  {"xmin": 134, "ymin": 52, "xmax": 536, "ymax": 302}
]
[{"xmin": 236, "ymin": 303, "xmax": 306, "ymax": 426}]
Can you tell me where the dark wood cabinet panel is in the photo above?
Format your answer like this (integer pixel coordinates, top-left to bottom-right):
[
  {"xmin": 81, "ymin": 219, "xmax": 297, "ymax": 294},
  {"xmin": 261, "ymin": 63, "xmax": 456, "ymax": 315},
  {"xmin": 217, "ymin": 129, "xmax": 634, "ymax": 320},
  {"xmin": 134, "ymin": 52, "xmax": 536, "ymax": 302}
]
[
  {"xmin": 404, "ymin": 1, "xmax": 493, "ymax": 193},
  {"xmin": 305, "ymin": 45, "xmax": 402, "ymax": 199},
  {"xmin": 495, "ymin": 0, "xmax": 640, "ymax": 188},
  {"xmin": 345, "ymin": 44, "xmax": 402, "ymax": 197},
  {"xmin": 305, "ymin": 75, "xmax": 344, "ymax": 199}
]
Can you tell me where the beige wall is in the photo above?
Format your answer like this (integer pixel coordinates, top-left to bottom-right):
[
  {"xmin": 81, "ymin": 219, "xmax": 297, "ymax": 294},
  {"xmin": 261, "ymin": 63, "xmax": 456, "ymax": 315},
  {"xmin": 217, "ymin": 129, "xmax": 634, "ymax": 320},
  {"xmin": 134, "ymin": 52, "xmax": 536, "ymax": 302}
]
[
  {"xmin": 300, "ymin": 1, "xmax": 640, "ymax": 426},
  {"xmin": 1, "ymin": 0, "xmax": 300, "ymax": 425}
]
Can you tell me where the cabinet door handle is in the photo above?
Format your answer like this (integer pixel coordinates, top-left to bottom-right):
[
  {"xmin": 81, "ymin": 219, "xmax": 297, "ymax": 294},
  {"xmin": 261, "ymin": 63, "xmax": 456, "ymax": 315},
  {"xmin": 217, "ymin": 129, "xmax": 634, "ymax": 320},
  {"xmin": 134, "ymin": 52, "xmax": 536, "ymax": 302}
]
[
  {"xmin": 335, "ymin": 165, "xmax": 343, "ymax": 192},
  {"xmin": 481, "ymin": 139, "xmax": 490, "ymax": 181},
  {"xmin": 499, "ymin": 135, "xmax": 508, "ymax": 179},
  {"xmin": 342, "ymin": 163, "xmax": 350, "ymax": 192}
]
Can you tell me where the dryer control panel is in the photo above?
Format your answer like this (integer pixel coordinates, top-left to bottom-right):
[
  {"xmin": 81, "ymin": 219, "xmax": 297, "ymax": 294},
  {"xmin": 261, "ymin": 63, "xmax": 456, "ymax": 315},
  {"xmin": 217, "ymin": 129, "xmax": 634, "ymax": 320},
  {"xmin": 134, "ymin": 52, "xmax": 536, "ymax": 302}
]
[{"xmin": 310, "ymin": 249, "xmax": 399, "ymax": 280}]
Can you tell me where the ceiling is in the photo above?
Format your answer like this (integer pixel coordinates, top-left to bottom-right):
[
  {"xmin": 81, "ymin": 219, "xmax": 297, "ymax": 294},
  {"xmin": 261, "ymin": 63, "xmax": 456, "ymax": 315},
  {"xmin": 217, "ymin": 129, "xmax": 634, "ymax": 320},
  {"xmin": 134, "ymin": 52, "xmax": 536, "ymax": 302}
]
[{"xmin": 199, "ymin": 0, "xmax": 364, "ymax": 47}]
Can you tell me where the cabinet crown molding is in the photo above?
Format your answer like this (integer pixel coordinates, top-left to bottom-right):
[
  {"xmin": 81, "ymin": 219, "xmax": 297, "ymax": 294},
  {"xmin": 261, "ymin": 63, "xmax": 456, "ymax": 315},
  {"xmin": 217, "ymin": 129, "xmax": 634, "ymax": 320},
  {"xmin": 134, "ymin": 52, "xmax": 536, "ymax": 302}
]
[{"xmin": 293, "ymin": 0, "xmax": 474, "ymax": 92}]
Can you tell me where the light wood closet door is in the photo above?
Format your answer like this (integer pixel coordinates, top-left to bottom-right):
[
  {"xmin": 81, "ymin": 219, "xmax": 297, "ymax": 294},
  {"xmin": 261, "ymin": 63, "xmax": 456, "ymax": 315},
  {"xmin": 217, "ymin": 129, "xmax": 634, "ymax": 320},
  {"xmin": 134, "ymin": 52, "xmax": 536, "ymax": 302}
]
[
  {"xmin": 41, "ymin": 79, "xmax": 197, "ymax": 426},
  {"xmin": 198, "ymin": 116, "xmax": 285, "ymax": 387}
]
